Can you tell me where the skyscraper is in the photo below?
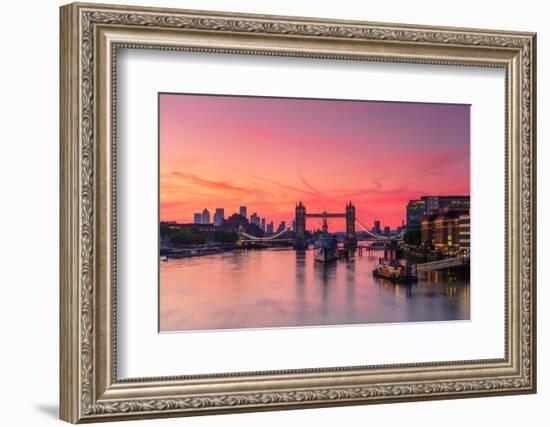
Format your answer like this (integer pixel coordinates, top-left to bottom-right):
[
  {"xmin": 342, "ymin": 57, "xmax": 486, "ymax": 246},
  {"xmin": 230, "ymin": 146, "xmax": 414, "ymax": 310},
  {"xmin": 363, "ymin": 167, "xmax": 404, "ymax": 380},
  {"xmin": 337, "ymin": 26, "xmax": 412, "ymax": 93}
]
[
  {"xmin": 406, "ymin": 199, "xmax": 426, "ymax": 230},
  {"xmin": 373, "ymin": 220, "xmax": 381, "ymax": 234},
  {"xmin": 193, "ymin": 213, "xmax": 202, "ymax": 224},
  {"xmin": 239, "ymin": 206, "xmax": 247, "ymax": 219},
  {"xmin": 277, "ymin": 221, "xmax": 286, "ymax": 233},
  {"xmin": 201, "ymin": 208, "xmax": 210, "ymax": 225},
  {"xmin": 213, "ymin": 208, "xmax": 224, "ymax": 226},
  {"xmin": 250, "ymin": 212, "xmax": 260, "ymax": 227},
  {"xmin": 267, "ymin": 221, "xmax": 274, "ymax": 234},
  {"xmin": 261, "ymin": 217, "xmax": 266, "ymax": 232}
]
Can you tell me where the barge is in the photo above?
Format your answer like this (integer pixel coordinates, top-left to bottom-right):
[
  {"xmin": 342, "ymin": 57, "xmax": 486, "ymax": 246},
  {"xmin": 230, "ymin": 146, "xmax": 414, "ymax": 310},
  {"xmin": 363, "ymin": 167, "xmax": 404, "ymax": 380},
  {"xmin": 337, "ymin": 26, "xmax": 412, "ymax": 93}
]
[{"xmin": 373, "ymin": 259, "xmax": 418, "ymax": 283}]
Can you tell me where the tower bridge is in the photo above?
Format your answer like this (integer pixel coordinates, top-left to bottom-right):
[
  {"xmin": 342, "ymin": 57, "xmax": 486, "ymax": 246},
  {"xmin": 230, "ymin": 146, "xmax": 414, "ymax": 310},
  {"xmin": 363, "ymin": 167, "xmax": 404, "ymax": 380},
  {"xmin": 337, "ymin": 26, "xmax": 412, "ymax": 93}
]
[
  {"xmin": 237, "ymin": 201, "xmax": 401, "ymax": 246},
  {"xmin": 295, "ymin": 201, "xmax": 357, "ymax": 249}
]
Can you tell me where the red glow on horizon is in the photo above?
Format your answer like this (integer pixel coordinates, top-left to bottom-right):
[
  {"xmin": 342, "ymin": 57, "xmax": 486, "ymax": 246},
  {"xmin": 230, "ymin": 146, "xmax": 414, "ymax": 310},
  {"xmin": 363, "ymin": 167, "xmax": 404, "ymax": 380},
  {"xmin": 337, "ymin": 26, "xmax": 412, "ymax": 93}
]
[{"xmin": 160, "ymin": 94, "xmax": 470, "ymax": 230}]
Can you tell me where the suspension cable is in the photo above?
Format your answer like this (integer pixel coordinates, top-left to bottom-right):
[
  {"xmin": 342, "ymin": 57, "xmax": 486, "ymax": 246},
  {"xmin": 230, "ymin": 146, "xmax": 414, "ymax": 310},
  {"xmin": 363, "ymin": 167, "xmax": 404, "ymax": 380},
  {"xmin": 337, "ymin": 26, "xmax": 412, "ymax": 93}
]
[
  {"xmin": 354, "ymin": 218, "xmax": 390, "ymax": 240},
  {"xmin": 239, "ymin": 226, "xmax": 292, "ymax": 241}
]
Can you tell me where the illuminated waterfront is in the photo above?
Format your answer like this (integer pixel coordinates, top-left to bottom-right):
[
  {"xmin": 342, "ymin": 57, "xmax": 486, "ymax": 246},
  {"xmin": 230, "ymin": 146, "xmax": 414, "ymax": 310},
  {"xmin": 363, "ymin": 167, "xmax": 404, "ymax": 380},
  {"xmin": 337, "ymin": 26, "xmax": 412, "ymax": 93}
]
[{"xmin": 159, "ymin": 248, "xmax": 469, "ymax": 332}]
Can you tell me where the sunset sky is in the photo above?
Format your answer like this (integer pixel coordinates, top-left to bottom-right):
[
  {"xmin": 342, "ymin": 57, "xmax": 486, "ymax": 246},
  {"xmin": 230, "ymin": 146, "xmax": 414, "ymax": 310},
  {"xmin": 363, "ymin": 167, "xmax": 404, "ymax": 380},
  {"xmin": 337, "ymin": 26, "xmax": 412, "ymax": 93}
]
[{"xmin": 160, "ymin": 93, "xmax": 470, "ymax": 230}]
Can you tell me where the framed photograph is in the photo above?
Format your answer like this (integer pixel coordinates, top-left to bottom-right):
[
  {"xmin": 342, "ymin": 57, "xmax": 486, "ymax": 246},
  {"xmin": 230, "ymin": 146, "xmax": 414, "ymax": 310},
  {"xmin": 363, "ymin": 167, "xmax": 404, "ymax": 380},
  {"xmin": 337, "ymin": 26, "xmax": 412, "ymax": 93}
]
[{"xmin": 60, "ymin": 2, "xmax": 537, "ymax": 423}]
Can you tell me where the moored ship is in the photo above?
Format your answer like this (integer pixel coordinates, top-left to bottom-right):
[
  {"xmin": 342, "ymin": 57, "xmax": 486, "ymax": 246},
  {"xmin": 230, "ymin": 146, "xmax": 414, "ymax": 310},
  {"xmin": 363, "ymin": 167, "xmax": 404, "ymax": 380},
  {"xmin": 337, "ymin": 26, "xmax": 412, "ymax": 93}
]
[
  {"xmin": 313, "ymin": 213, "xmax": 338, "ymax": 263},
  {"xmin": 373, "ymin": 259, "xmax": 418, "ymax": 283}
]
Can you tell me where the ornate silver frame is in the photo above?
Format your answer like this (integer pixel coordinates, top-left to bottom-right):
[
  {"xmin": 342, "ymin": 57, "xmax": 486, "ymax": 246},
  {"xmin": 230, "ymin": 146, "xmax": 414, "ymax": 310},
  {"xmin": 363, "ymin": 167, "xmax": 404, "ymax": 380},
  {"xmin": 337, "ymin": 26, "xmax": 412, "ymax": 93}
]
[{"xmin": 60, "ymin": 2, "xmax": 537, "ymax": 423}]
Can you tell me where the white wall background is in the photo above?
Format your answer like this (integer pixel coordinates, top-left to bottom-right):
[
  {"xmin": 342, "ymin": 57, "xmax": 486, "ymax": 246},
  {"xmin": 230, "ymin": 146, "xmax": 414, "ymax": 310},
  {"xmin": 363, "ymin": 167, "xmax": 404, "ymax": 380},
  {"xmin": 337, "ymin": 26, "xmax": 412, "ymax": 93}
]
[{"xmin": 0, "ymin": 0, "xmax": 545, "ymax": 426}]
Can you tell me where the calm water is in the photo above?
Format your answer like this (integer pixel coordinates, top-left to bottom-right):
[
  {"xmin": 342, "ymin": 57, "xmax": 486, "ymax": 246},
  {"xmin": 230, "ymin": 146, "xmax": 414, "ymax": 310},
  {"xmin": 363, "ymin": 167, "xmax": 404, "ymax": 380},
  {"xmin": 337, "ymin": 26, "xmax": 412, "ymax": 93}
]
[{"xmin": 160, "ymin": 248, "xmax": 470, "ymax": 332}]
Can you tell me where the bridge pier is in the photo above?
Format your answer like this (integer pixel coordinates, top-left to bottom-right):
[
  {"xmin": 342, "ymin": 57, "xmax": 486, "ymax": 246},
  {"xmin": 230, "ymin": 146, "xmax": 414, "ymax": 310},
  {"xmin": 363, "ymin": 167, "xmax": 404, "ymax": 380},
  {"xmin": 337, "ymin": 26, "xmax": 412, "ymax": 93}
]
[
  {"xmin": 344, "ymin": 238, "xmax": 357, "ymax": 249},
  {"xmin": 293, "ymin": 240, "xmax": 307, "ymax": 249}
]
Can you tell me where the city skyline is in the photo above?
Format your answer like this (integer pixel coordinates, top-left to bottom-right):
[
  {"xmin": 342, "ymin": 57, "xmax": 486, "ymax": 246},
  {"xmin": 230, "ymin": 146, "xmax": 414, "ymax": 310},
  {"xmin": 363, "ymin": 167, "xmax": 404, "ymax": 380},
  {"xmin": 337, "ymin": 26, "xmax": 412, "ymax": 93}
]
[
  {"xmin": 175, "ymin": 195, "xmax": 464, "ymax": 234},
  {"xmin": 160, "ymin": 94, "xmax": 470, "ymax": 228},
  {"xmin": 189, "ymin": 204, "xmax": 286, "ymax": 234}
]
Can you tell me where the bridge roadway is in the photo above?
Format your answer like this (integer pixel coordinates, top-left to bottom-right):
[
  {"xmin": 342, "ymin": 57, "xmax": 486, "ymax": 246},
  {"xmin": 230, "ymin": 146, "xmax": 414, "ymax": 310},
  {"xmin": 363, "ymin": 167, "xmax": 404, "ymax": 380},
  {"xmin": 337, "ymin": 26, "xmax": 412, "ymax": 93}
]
[{"xmin": 305, "ymin": 213, "xmax": 346, "ymax": 218}]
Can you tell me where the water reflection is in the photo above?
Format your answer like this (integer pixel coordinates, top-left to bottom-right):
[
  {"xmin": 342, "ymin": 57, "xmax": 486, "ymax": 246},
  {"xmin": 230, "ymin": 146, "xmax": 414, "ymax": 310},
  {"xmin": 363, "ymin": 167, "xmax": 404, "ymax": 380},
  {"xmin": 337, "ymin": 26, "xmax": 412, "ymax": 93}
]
[
  {"xmin": 294, "ymin": 249, "xmax": 306, "ymax": 323},
  {"xmin": 160, "ymin": 248, "xmax": 470, "ymax": 332}
]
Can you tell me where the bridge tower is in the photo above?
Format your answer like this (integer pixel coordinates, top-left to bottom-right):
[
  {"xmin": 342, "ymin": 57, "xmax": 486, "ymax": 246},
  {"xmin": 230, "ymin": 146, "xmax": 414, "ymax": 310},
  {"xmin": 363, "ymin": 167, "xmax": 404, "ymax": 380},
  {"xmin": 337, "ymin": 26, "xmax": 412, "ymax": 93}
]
[
  {"xmin": 294, "ymin": 201, "xmax": 307, "ymax": 249},
  {"xmin": 345, "ymin": 201, "xmax": 357, "ymax": 248}
]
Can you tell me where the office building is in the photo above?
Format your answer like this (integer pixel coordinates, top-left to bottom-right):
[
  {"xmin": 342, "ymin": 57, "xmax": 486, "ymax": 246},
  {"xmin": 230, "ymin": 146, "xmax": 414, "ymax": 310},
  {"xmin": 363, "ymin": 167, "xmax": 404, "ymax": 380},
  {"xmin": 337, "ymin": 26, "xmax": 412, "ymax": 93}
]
[
  {"xmin": 433, "ymin": 211, "xmax": 461, "ymax": 252},
  {"xmin": 239, "ymin": 206, "xmax": 247, "ymax": 219},
  {"xmin": 459, "ymin": 212, "xmax": 470, "ymax": 253},
  {"xmin": 213, "ymin": 208, "xmax": 224, "ymax": 226},
  {"xmin": 421, "ymin": 207, "xmax": 469, "ymax": 254},
  {"xmin": 261, "ymin": 217, "xmax": 266, "ymax": 232},
  {"xmin": 422, "ymin": 195, "xmax": 470, "ymax": 215},
  {"xmin": 250, "ymin": 212, "xmax": 260, "ymax": 227},
  {"xmin": 421, "ymin": 212, "xmax": 437, "ymax": 247},
  {"xmin": 201, "ymin": 208, "xmax": 210, "ymax": 225},
  {"xmin": 373, "ymin": 220, "xmax": 381, "ymax": 234},
  {"xmin": 267, "ymin": 221, "xmax": 274, "ymax": 235},
  {"xmin": 193, "ymin": 213, "xmax": 202, "ymax": 224},
  {"xmin": 406, "ymin": 199, "xmax": 426, "ymax": 230},
  {"xmin": 408, "ymin": 196, "xmax": 470, "ymax": 231}
]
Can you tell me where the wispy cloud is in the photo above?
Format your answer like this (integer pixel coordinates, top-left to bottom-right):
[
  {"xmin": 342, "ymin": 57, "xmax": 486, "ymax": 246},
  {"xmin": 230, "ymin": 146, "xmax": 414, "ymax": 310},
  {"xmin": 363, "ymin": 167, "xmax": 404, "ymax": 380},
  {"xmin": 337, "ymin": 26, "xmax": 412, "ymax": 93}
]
[
  {"xmin": 171, "ymin": 171, "xmax": 264, "ymax": 196},
  {"xmin": 221, "ymin": 165, "xmax": 319, "ymax": 199},
  {"xmin": 296, "ymin": 156, "xmax": 331, "ymax": 201}
]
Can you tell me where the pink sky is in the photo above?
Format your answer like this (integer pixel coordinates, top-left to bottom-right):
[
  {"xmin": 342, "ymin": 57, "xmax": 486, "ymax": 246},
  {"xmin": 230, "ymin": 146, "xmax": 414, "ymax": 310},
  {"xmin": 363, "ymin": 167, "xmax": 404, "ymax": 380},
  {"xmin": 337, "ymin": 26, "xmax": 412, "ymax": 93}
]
[{"xmin": 160, "ymin": 93, "xmax": 470, "ymax": 230}]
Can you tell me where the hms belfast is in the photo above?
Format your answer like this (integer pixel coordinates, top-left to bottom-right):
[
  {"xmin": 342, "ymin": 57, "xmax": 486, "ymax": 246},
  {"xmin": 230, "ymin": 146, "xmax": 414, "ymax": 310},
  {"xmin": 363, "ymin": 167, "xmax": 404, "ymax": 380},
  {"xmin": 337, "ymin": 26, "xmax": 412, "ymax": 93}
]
[{"xmin": 313, "ymin": 212, "xmax": 338, "ymax": 263}]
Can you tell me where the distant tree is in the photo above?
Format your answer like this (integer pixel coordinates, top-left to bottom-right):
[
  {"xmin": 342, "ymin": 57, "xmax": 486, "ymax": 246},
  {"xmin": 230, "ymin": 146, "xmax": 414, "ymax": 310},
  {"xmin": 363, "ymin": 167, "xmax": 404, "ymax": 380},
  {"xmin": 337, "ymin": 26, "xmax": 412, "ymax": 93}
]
[
  {"xmin": 404, "ymin": 229, "xmax": 421, "ymax": 246},
  {"xmin": 213, "ymin": 230, "xmax": 238, "ymax": 244},
  {"xmin": 159, "ymin": 222, "xmax": 178, "ymax": 237},
  {"xmin": 170, "ymin": 229, "xmax": 207, "ymax": 246}
]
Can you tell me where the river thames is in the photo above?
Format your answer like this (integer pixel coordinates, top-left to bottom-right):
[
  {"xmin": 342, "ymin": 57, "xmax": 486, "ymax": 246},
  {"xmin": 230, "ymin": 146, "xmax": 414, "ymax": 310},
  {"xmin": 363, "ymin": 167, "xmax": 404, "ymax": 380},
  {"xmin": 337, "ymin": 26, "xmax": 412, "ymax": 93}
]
[{"xmin": 160, "ymin": 248, "xmax": 470, "ymax": 332}]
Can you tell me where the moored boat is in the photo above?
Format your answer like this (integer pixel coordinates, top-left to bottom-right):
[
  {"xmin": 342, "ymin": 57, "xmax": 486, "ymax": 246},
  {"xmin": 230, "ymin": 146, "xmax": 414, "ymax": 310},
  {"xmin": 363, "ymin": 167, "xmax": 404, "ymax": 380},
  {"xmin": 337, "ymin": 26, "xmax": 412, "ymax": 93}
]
[
  {"xmin": 313, "ymin": 213, "xmax": 338, "ymax": 263},
  {"xmin": 373, "ymin": 259, "xmax": 418, "ymax": 283}
]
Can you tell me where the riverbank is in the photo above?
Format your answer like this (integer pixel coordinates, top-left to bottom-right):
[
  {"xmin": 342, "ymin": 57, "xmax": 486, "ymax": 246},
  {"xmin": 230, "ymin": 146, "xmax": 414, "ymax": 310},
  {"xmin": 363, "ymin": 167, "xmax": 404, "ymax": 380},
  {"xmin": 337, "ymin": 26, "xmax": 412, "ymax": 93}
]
[
  {"xmin": 161, "ymin": 242, "xmax": 296, "ymax": 259},
  {"xmin": 160, "ymin": 244, "xmax": 240, "ymax": 259}
]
